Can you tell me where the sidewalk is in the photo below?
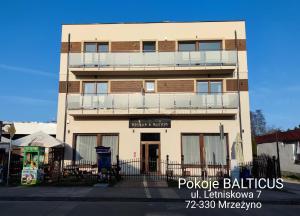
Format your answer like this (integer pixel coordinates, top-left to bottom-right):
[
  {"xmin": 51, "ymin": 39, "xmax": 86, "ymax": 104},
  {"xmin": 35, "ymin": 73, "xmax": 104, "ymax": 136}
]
[{"xmin": 0, "ymin": 181, "xmax": 300, "ymax": 204}]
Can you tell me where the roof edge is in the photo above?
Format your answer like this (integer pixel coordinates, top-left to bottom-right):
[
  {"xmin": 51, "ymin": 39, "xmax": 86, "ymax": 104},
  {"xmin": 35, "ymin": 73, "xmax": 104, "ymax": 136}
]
[{"xmin": 62, "ymin": 20, "xmax": 246, "ymax": 26}]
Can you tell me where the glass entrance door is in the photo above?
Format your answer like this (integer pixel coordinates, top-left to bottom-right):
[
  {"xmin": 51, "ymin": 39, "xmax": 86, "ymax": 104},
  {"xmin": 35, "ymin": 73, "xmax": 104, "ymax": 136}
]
[
  {"xmin": 141, "ymin": 143, "xmax": 160, "ymax": 173},
  {"xmin": 140, "ymin": 133, "xmax": 160, "ymax": 174}
]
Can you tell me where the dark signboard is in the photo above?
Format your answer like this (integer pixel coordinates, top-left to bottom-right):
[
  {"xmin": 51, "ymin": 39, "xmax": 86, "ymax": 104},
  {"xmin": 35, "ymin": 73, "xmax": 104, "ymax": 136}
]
[{"xmin": 129, "ymin": 118, "xmax": 171, "ymax": 128}]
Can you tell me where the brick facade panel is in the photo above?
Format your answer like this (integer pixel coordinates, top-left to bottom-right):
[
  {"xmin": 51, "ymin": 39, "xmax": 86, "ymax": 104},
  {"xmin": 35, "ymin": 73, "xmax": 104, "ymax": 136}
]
[
  {"xmin": 157, "ymin": 80, "xmax": 194, "ymax": 92},
  {"xmin": 110, "ymin": 81, "xmax": 143, "ymax": 92}
]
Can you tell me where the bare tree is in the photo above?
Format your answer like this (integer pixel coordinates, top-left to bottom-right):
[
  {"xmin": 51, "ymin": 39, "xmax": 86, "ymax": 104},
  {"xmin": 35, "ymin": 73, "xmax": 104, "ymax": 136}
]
[{"xmin": 250, "ymin": 109, "xmax": 267, "ymax": 136}]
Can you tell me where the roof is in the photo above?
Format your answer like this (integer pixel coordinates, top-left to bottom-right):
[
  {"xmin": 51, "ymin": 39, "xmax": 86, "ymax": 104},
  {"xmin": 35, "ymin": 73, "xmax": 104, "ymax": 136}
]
[
  {"xmin": 0, "ymin": 136, "xmax": 10, "ymax": 143},
  {"xmin": 256, "ymin": 129, "xmax": 300, "ymax": 144},
  {"xmin": 62, "ymin": 20, "xmax": 245, "ymax": 26},
  {"xmin": 13, "ymin": 122, "xmax": 56, "ymax": 135},
  {"xmin": 13, "ymin": 131, "xmax": 63, "ymax": 148}
]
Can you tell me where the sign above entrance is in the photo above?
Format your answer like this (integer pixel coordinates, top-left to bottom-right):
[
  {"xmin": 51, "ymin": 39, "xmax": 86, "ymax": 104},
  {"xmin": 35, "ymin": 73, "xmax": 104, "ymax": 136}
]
[{"xmin": 129, "ymin": 118, "xmax": 171, "ymax": 128}]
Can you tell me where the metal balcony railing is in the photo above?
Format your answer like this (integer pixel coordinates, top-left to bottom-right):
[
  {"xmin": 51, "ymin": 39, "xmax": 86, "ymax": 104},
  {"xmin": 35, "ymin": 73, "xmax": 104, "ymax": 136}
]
[
  {"xmin": 69, "ymin": 51, "xmax": 237, "ymax": 68},
  {"xmin": 67, "ymin": 93, "xmax": 238, "ymax": 112}
]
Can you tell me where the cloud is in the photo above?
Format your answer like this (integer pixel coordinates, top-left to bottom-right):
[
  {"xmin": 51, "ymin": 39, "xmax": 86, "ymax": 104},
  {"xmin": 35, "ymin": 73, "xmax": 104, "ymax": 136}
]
[{"xmin": 0, "ymin": 64, "xmax": 56, "ymax": 78}]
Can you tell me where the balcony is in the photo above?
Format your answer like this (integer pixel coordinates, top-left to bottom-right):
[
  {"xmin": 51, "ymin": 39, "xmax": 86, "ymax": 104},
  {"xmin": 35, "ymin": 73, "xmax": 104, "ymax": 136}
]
[
  {"xmin": 67, "ymin": 93, "xmax": 239, "ymax": 116},
  {"xmin": 68, "ymin": 51, "xmax": 237, "ymax": 75}
]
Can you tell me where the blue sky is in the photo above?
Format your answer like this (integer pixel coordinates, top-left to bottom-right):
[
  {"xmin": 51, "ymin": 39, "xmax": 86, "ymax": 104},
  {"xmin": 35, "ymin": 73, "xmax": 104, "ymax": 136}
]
[{"xmin": 0, "ymin": 0, "xmax": 299, "ymax": 129}]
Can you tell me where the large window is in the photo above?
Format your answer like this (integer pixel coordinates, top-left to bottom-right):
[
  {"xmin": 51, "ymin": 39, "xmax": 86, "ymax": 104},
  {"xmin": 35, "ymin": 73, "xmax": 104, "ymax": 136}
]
[
  {"xmin": 197, "ymin": 81, "xmax": 222, "ymax": 93},
  {"xmin": 204, "ymin": 135, "xmax": 227, "ymax": 165},
  {"xmin": 181, "ymin": 133, "xmax": 228, "ymax": 165},
  {"xmin": 101, "ymin": 135, "xmax": 119, "ymax": 163},
  {"xmin": 75, "ymin": 134, "xmax": 119, "ymax": 163},
  {"xmin": 178, "ymin": 41, "xmax": 196, "ymax": 52},
  {"xmin": 199, "ymin": 41, "xmax": 222, "ymax": 51},
  {"xmin": 85, "ymin": 42, "xmax": 109, "ymax": 52},
  {"xmin": 143, "ymin": 41, "xmax": 156, "ymax": 52},
  {"xmin": 75, "ymin": 135, "xmax": 97, "ymax": 162},
  {"xmin": 83, "ymin": 82, "xmax": 108, "ymax": 95},
  {"xmin": 182, "ymin": 135, "xmax": 201, "ymax": 164}
]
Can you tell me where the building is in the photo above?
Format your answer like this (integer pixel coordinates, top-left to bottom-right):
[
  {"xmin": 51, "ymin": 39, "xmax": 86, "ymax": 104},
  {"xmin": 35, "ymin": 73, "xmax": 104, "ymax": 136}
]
[
  {"xmin": 56, "ymin": 20, "xmax": 252, "ymax": 172},
  {"xmin": 256, "ymin": 130, "xmax": 300, "ymax": 177},
  {"xmin": 1, "ymin": 122, "xmax": 56, "ymax": 140}
]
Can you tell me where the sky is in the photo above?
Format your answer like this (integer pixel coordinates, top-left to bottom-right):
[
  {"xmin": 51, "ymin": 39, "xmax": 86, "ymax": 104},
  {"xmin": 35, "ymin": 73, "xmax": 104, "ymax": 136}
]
[{"xmin": 0, "ymin": 0, "xmax": 299, "ymax": 130}]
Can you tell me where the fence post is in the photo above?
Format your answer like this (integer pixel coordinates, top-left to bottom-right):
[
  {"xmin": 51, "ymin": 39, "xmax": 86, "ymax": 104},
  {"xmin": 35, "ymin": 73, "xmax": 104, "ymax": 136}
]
[
  {"xmin": 116, "ymin": 155, "xmax": 120, "ymax": 181},
  {"xmin": 166, "ymin": 155, "xmax": 169, "ymax": 182},
  {"xmin": 181, "ymin": 155, "xmax": 184, "ymax": 177}
]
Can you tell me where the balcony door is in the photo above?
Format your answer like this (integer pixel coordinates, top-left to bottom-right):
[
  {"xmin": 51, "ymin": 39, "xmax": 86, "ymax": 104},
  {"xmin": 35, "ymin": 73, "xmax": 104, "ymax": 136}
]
[{"xmin": 140, "ymin": 133, "xmax": 160, "ymax": 174}]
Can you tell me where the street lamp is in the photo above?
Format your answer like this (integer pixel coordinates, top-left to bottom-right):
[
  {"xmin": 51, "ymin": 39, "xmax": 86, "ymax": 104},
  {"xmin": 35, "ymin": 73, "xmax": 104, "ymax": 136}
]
[{"xmin": 3, "ymin": 124, "xmax": 16, "ymax": 186}]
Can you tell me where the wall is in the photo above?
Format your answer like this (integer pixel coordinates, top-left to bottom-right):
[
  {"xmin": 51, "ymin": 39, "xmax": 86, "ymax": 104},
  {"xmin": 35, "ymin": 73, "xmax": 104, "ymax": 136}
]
[{"xmin": 257, "ymin": 142, "xmax": 300, "ymax": 175}]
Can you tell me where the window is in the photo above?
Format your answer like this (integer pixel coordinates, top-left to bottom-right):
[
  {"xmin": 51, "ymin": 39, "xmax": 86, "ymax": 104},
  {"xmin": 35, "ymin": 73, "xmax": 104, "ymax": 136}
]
[
  {"xmin": 75, "ymin": 134, "xmax": 119, "ymax": 163},
  {"xmin": 101, "ymin": 135, "xmax": 119, "ymax": 163},
  {"xmin": 143, "ymin": 41, "xmax": 156, "ymax": 52},
  {"xmin": 85, "ymin": 43, "xmax": 97, "ymax": 52},
  {"xmin": 210, "ymin": 81, "xmax": 222, "ymax": 93},
  {"xmin": 145, "ymin": 81, "xmax": 155, "ymax": 92},
  {"xmin": 204, "ymin": 135, "xmax": 227, "ymax": 165},
  {"xmin": 197, "ymin": 81, "xmax": 209, "ymax": 93},
  {"xmin": 197, "ymin": 81, "xmax": 222, "ymax": 93},
  {"xmin": 199, "ymin": 41, "xmax": 222, "ymax": 51},
  {"xmin": 178, "ymin": 41, "xmax": 196, "ymax": 52},
  {"xmin": 84, "ymin": 83, "xmax": 96, "ymax": 94},
  {"xmin": 84, "ymin": 82, "xmax": 108, "ymax": 94},
  {"xmin": 85, "ymin": 42, "xmax": 109, "ymax": 52},
  {"xmin": 182, "ymin": 135, "xmax": 201, "ymax": 164},
  {"xmin": 181, "ymin": 133, "xmax": 228, "ymax": 165},
  {"xmin": 75, "ymin": 135, "xmax": 97, "ymax": 162},
  {"xmin": 96, "ymin": 82, "xmax": 108, "ymax": 94},
  {"xmin": 98, "ymin": 43, "xmax": 109, "ymax": 52}
]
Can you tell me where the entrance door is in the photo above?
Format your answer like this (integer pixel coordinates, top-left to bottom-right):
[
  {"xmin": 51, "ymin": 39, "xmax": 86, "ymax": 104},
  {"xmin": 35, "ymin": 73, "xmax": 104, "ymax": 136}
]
[{"xmin": 140, "ymin": 133, "xmax": 160, "ymax": 174}]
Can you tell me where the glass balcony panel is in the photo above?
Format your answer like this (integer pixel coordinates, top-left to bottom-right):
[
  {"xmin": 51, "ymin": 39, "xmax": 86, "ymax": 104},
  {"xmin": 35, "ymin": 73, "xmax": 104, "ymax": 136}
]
[
  {"xmin": 67, "ymin": 93, "xmax": 238, "ymax": 111},
  {"xmin": 129, "ymin": 94, "xmax": 144, "ymax": 108},
  {"xmin": 191, "ymin": 94, "xmax": 207, "ymax": 108},
  {"xmin": 129, "ymin": 52, "xmax": 143, "ymax": 66},
  {"xmin": 68, "ymin": 94, "xmax": 81, "ymax": 109},
  {"xmin": 206, "ymin": 94, "xmax": 223, "ymax": 108},
  {"xmin": 159, "ymin": 52, "xmax": 175, "ymax": 66},
  {"xmin": 113, "ymin": 53, "xmax": 130, "ymax": 67},
  {"xmin": 84, "ymin": 53, "xmax": 99, "ymax": 67},
  {"xmin": 176, "ymin": 52, "xmax": 191, "ymax": 65},
  {"xmin": 144, "ymin": 94, "xmax": 159, "ymax": 108},
  {"xmin": 174, "ymin": 94, "xmax": 190, "ymax": 109},
  {"xmin": 160, "ymin": 94, "xmax": 175, "ymax": 109},
  {"xmin": 82, "ymin": 95, "xmax": 94, "ymax": 109},
  {"xmin": 204, "ymin": 51, "xmax": 221, "ymax": 65},
  {"xmin": 144, "ymin": 52, "xmax": 159, "ymax": 66},
  {"xmin": 189, "ymin": 52, "xmax": 201, "ymax": 65},
  {"xmin": 69, "ymin": 51, "xmax": 237, "ymax": 68}
]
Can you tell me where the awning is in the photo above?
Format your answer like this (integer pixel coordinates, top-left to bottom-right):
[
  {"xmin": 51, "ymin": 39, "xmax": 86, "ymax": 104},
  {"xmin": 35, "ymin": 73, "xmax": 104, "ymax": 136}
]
[{"xmin": 13, "ymin": 131, "xmax": 64, "ymax": 148}]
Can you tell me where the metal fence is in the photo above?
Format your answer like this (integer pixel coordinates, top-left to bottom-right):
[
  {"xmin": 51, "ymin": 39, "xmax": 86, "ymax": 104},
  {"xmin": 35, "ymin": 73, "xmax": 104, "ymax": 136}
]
[
  {"xmin": 114, "ymin": 155, "xmax": 229, "ymax": 182},
  {"xmin": 238, "ymin": 155, "xmax": 281, "ymax": 179},
  {"xmin": 1, "ymin": 154, "xmax": 280, "ymax": 186}
]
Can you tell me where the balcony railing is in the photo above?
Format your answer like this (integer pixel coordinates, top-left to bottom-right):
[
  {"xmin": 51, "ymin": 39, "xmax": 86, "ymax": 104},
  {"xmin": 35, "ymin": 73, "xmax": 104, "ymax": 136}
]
[
  {"xmin": 69, "ymin": 51, "xmax": 237, "ymax": 69},
  {"xmin": 67, "ymin": 93, "xmax": 238, "ymax": 113}
]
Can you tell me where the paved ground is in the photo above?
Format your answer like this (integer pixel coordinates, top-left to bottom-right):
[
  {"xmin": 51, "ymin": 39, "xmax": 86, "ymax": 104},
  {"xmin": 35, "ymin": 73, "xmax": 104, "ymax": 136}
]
[
  {"xmin": 0, "ymin": 180, "xmax": 299, "ymax": 215},
  {"xmin": 0, "ymin": 201, "xmax": 299, "ymax": 216}
]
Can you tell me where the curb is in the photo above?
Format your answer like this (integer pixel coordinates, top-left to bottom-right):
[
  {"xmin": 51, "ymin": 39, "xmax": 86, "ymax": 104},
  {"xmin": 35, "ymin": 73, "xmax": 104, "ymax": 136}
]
[{"xmin": 0, "ymin": 197, "xmax": 300, "ymax": 205}]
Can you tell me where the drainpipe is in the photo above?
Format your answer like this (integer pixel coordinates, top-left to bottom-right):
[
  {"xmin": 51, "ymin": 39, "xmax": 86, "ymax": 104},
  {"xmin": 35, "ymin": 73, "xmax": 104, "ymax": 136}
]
[
  {"xmin": 235, "ymin": 31, "xmax": 243, "ymax": 150},
  {"xmin": 275, "ymin": 131, "xmax": 281, "ymax": 177},
  {"xmin": 62, "ymin": 33, "xmax": 71, "ymax": 160}
]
